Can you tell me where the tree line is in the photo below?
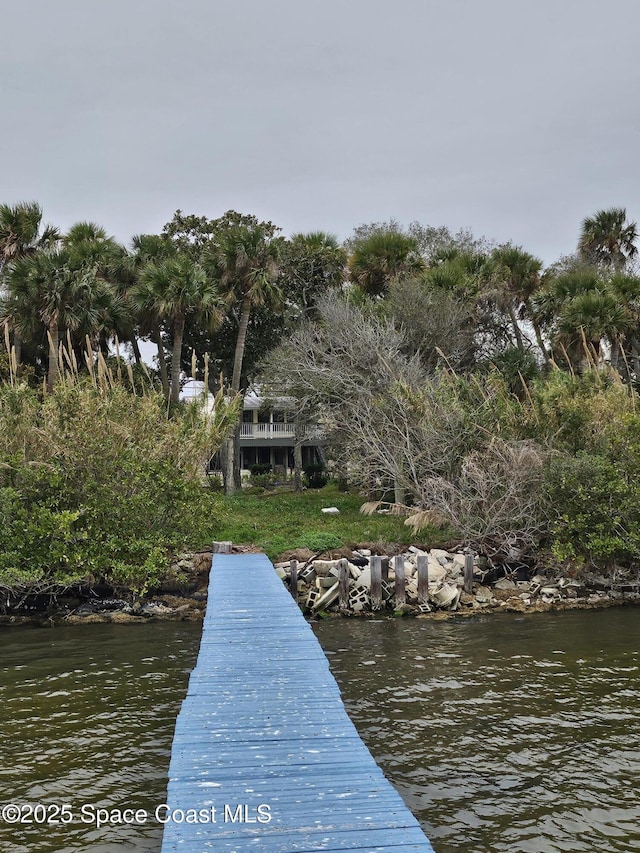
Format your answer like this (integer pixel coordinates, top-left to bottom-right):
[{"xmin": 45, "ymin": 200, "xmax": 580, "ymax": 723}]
[{"xmin": 2, "ymin": 202, "xmax": 640, "ymax": 572}]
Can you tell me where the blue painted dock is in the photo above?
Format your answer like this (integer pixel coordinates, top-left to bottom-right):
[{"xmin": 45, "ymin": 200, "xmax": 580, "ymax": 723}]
[{"xmin": 161, "ymin": 553, "xmax": 435, "ymax": 852}]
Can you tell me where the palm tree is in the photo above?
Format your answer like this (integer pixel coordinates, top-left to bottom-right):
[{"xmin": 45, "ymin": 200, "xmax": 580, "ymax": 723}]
[
  {"xmin": 578, "ymin": 207, "xmax": 638, "ymax": 270},
  {"xmin": 207, "ymin": 224, "xmax": 281, "ymax": 393},
  {"xmin": 534, "ymin": 269, "xmax": 631, "ymax": 371},
  {"xmin": 63, "ymin": 222, "xmax": 133, "ymax": 359},
  {"xmin": 2, "ymin": 221, "xmax": 132, "ymax": 389},
  {"xmin": 348, "ymin": 231, "xmax": 424, "ymax": 297},
  {"xmin": 3, "ymin": 249, "xmax": 104, "ymax": 389},
  {"xmin": 608, "ymin": 272, "xmax": 640, "ymax": 376},
  {"xmin": 136, "ymin": 256, "xmax": 222, "ymax": 402},
  {"xmin": 0, "ymin": 201, "xmax": 59, "ymax": 272},
  {"xmin": 128, "ymin": 234, "xmax": 177, "ymax": 396},
  {"xmin": 488, "ymin": 246, "xmax": 546, "ymax": 359},
  {"xmin": 0, "ymin": 201, "xmax": 60, "ymax": 365},
  {"xmin": 205, "ymin": 223, "xmax": 281, "ymax": 492}
]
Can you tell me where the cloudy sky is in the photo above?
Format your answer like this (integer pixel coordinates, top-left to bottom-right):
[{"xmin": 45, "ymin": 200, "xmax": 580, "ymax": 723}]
[{"xmin": 3, "ymin": 0, "xmax": 639, "ymax": 264}]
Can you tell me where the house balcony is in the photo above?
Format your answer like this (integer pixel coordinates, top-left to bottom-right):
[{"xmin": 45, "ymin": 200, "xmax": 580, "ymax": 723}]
[{"xmin": 239, "ymin": 422, "xmax": 323, "ymax": 443}]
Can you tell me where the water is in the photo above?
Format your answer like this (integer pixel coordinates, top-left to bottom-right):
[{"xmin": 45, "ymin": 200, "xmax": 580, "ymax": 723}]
[
  {"xmin": 0, "ymin": 622, "xmax": 201, "ymax": 852},
  {"xmin": 313, "ymin": 609, "xmax": 640, "ymax": 853},
  {"xmin": 1, "ymin": 610, "xmax": 639, "ymax": 852}
]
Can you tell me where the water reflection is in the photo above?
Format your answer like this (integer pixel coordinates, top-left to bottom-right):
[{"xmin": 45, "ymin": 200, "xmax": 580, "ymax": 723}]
[{"xmin": 314, "ymin": 610, "xmax": 640, "ymax": 853}]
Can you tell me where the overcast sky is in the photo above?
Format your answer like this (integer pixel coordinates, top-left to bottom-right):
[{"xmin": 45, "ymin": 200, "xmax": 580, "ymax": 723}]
[{"xmin": 3, "ymin": 0, "xmax": 639, "ymax": 265}]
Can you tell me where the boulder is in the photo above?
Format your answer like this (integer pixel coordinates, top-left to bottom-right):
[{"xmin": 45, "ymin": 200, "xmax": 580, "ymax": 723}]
[
  {"xmin": 475, "ymin": 586, "xmax": 493, "ymax": 604},
  {"xmin": 494, "ymin": 578, "xmax": 517, "ymax": 590},
  {"xmin": 427, "ymin": 559, "xmax": 447, "ymax": 585},
  {"xmin": 429, "ymin": 549, "xmax": 450, "ymax": 567}
]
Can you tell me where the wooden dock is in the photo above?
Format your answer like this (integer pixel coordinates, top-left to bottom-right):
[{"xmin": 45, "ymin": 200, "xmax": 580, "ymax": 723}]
[{"xmin": 160, "ymin": 552, "xmax": 435, "ymax": 852}]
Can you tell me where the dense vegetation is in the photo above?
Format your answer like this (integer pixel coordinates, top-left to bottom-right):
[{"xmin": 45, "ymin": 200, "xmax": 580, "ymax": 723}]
[
  {"xmin": 0, "ymin": 357, "xmax": 238, "ymax": 596},
  {"xmin": 2, "ymin": 201, "xmax": 640, "ymax": 599}
]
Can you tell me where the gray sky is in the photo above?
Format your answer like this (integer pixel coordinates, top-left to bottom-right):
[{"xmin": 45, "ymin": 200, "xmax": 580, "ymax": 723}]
[{"xmin": 3, "ymin": 0, "xmax": 640, "ymax": 265}]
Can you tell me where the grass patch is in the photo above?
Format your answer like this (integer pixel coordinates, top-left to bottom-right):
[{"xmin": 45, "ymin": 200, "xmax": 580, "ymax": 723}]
[{"xmin": 213, "ymin": 483, "xmax": 454, "ymax": 560}]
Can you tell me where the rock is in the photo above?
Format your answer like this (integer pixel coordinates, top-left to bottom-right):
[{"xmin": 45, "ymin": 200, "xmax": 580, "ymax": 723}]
[
  {"xmin": 321, "ymin": 506, "xmax": 340, "ymax": 514},
  {"xmin": 140, "ymin": 603, "xmax": 175, "ymax": 617},
  {"xmin": 503, "ymin": 598, "xmax": 527, "ymax": 612},
  {"xmin": 427, "ymin": 560, "xmax": 447, "ymax": 585},
  {"xmin": 450, "ymin": 553, "xmax": 466, "ymax": 570},
  {"xmin": 494, "ymin": 578, "xmax": 517, "ymax": 590},
  {"xmin": 109, "ymin": 612, "xmax": 144, "ymax": 624},
  {"xmin": 393, "ymin": 603, "xmax": 415, "ymax": 616},
  {"xmin": 313, "ymin": 560, "xmax": 341, "ymax": 577},
  {"xmin": 429, "ymin": 549, "xmax": 450, "ymax": 566},
  {"xmin": 192, "ymin": 552, "xmax": 212, "ymax": 573},
  {"xmin": 493, "ymin": 588, "xmax": 518, "ymax": 602},
  {"xmin": 405, "ymin": 561, "xmax": 418, "ymax": 578},
  {"xmin": 475, "ymin": 586, "xmax": 493, "ymax": 604}
]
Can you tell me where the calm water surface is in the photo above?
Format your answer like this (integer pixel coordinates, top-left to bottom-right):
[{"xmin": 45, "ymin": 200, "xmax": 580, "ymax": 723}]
[
  {"xmin": 1, "ymin": 610, "xmax": 639, "ymax": 852},
  {"xmin": 314, "ymin": 609, "xmax": 640, "ymax": 853},
  {"xmin": 0, "ymin": 622, "xmax": 201, "ymax": 852}
]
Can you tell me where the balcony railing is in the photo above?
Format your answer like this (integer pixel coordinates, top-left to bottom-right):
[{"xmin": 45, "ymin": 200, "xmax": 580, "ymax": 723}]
[{"xmin": 240, "ymin": 423, "xmax": 323, "ymax": 440}]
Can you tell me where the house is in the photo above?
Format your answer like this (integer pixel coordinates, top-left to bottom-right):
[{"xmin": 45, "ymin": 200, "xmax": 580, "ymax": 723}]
[
  {"xmin": 180, "ymin": 381, "xmax": 324, "ymax": 478},
  {"xmin": 238, "ymin": 387, "xmax": 323, "ymax": 477}
]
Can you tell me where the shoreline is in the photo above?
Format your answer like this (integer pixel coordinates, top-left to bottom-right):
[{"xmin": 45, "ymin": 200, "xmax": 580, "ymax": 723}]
[
  {"xmin": 2, "ymin": 590, "xmax": 639, "ymax": 629},
  {"xmin": 1, "ymin": 545, "xmax": 639, "ymax": 628}
]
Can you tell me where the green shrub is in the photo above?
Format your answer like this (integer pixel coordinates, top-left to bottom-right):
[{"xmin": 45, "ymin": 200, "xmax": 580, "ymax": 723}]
[
  {"xmin": 294, "ymin": 532, "xmax": 342, "ymax": 552},
  {"xmin": 304, "ymin": 463, "xmax": 329, "ymax": 489},
  {"xmin": 544, "ymin": 451, "xmax": 640, "ymax": 567},
  {"xmin": 0, "ymin": 380, "xmax": 237, "ymax": 592},
  {"xmin": 248, "ymin": 463, "xmax": 278, "ymax": 488}
]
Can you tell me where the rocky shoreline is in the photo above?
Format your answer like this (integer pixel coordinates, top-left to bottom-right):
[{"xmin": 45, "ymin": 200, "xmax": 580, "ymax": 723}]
[
  {"xmin": 275, "ymin": 545, "xmax": 640, "ymax": 618},
  {"xmin": 0, "ymin": 551, "xmax": 214, "ymax": 628},
  {"xmin": 1, "ymin": 544, "xmax": 639, "ymax": 627}
]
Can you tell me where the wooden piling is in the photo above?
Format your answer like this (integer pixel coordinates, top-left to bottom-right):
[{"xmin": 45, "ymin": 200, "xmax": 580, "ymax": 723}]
[
  {"xmin": 394, "ymin": 555, "xmax": 406, "ymax": 606},
  {"xmin": 381, "ymin": 556, "xmax": 389, "ymax": 583},
  {"xmin": 338, "ymin": 558, "xmax": 350, "ymax": 609},
  {"xmin": 290, "ymin": 558, "xmax": 298, "ymax": 605},
  {"xmin": 371, "ymin": 555, "xmax": 383, "ymax": 609},
  {"xmin": 464, "ymin": 553, "xmax": 474, "ymax": 594},
  {"xmin": 416, "ymin": 554, "xmax": 429, "ymax": 604}
]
